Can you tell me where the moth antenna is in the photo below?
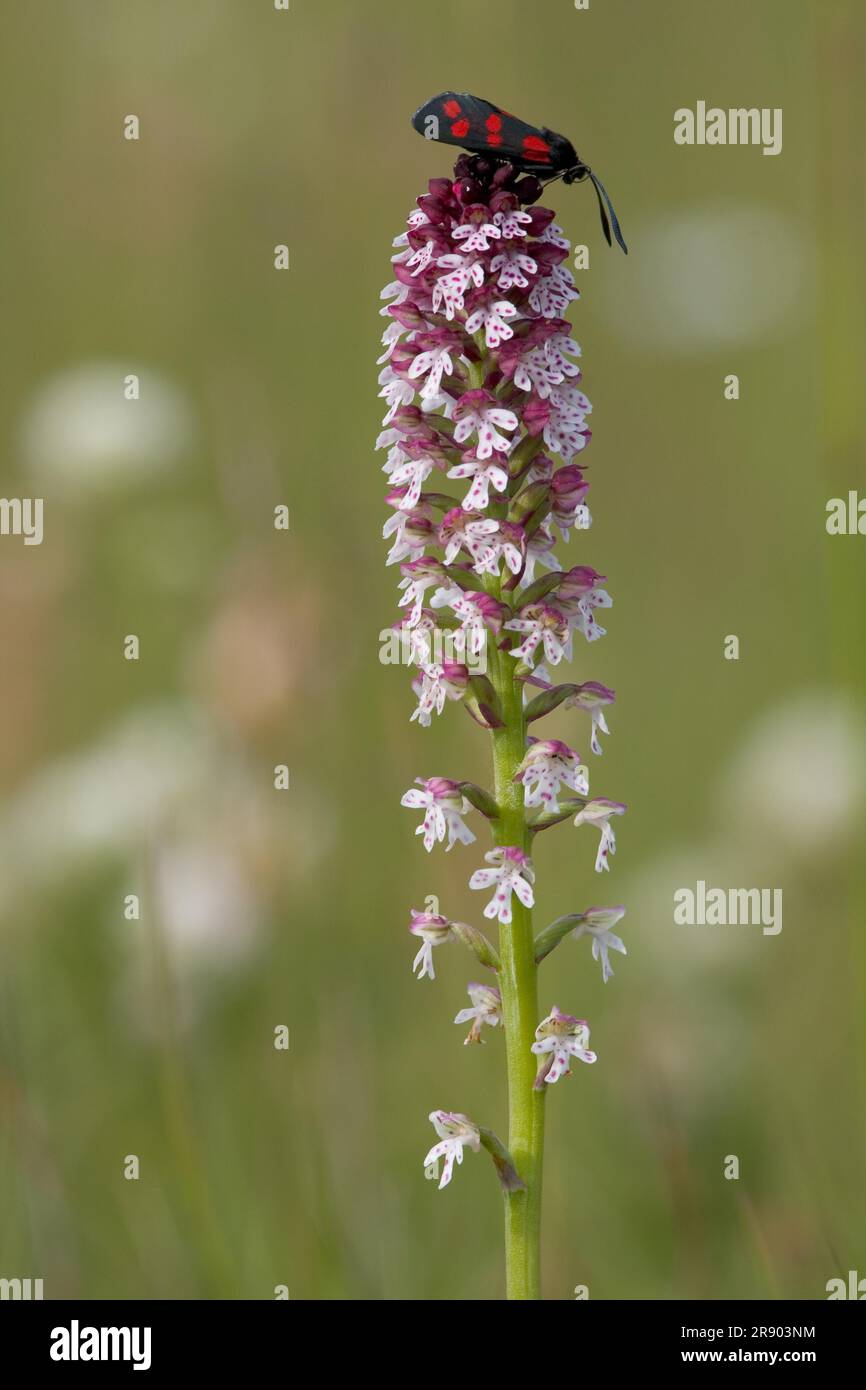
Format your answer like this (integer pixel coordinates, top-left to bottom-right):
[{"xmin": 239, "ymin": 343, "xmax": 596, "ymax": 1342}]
[{"xmin": 588, "ymin": 171, "xmax": 628, "ymax": 254}]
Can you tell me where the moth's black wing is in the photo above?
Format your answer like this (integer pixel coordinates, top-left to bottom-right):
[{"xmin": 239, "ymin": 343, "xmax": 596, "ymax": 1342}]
[{"xmin": 411, "ymin": 91, "xmax": 578, "ymax": 174}]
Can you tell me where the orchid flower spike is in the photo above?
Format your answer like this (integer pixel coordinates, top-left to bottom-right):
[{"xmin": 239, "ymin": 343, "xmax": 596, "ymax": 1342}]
[{"xmin": 380, "ymin": 149, "xmax": 628, "ymax": 1286}]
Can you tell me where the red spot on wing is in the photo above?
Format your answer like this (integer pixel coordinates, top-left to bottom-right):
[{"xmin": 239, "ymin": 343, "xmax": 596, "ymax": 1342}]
[
  {"xmin": 443, "ymin": 99, "xmax": 461, "ymax": 118},
  {"xmin": 485, "ymin": 114, "xmax": 503, "ymax": 147},
  {"xmin": 451, "ymin": 118, "xmax": 470, "ymax": 138},
  {"xmin": 522, "ymin": 135, "xmax": 551, "ymax": 162}
]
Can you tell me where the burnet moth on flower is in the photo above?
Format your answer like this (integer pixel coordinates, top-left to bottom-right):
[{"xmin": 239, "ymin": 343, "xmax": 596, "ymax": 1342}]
[{"xmin": 412, "ymin": 91, "xmax": 628, "ymax": 254}]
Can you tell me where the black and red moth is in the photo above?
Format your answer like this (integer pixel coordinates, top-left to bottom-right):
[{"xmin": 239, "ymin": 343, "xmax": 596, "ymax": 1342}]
[{"xmin": 411, "ymin": 91, "xmax": 627, "ymax": 254}]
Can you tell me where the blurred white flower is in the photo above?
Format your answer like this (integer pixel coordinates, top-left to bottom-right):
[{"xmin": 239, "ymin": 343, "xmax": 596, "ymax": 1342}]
[
  {"xmin": 624, "ymin": 841, "xmax": 757, "ymax": 977},
  {"xmin": 19, "ymin": 362, "xmax": 195, "ymax": 494},
  {"xmin": 118, "ymin": 830, "xmax": 264, "ymax": 1038},
  {"xmin": 622, "ymin": 692, "xmax": 866, "ymax": 986},
  {"xmin": 0, "ymin": 705, "xmax": 213, "ymax": 901},
  {"xmin": 717, "ymin": 690, "xmax": 866, "ymax": 858},
  {"xmin": 0, "ymin": 701, "xmax": 334, "ymax": 918},
  {"xmin": 153, "ymin": 837, "xmax": 260, "ymax": 969},
  {"xmin": 1, "ymin": 700, "xmax": 336, "ymax": 1032},
  {"xmin": 601, "ymin": 202, "xmax": 810, "ymax": 353}
]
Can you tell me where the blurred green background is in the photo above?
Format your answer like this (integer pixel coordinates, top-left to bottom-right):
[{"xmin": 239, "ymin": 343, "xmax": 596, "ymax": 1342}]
[{"xmin": 1, "ymin": 0, "xmax": 864, "ymax": 1300}]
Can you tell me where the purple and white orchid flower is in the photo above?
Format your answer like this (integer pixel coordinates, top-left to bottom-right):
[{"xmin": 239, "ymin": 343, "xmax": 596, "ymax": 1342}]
[
  {"xmin": 532, "ymin": 1006, "xmax": 597, "ymax": 1087},
  {"xmin": 401, "ymin": 777, "xmax": 476, "ymax": 852},
  {"xmin": 469, "ymin": 846, "xmax": 535, "ymax": 925}
]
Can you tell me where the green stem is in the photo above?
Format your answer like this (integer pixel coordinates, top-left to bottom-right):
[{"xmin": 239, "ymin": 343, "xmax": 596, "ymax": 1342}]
[
  {"xmin": 467, "ymin": 344, "xmax": 545, "ymax": 1298},
  {"xmin": 487, "ymin": 627, "xmax": 545, "ymax": 1299}
]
